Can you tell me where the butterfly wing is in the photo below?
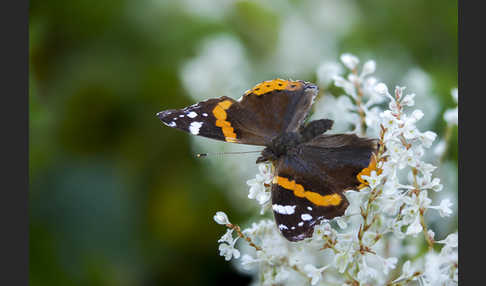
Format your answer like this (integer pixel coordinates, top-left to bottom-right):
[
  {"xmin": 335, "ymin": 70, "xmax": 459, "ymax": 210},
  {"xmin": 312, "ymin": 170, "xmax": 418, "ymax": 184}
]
[
  {"xmin": 157, "ymin": 96, "xmax": 267, "ymax": 145},
  {"xmin": 271, "ymin": 134, "xmax": 377, "ymax": 241},
  {"xmin": 157, "ymin": 79, "xmax": 318, "ymax": 145},
  {"xmin": 234, "ymin": 79, "xmax": 318, "ymax": 140}
]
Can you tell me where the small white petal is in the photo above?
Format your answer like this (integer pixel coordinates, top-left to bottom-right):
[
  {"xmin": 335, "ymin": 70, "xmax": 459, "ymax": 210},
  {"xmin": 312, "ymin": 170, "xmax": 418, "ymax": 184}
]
[
  {"xmin": 361, "ymin": 60, "xmax": 376, "ymax": 76},
  {"xmin": 213, "ymin": 211, "xmax": 230, "ymax": 225},
  {"xmin": 340, "ymin": 53, "xmax": 360, "ymax": 70}
]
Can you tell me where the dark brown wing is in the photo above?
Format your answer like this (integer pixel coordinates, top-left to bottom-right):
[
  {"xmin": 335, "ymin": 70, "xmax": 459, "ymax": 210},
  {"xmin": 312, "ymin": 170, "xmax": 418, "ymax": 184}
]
[
  {"xmin": 157, "ymin": 97, "xmax": 267, "ymax": 145},
  {"xmin": 157, "ymin": 79, "xmax": 318, "ymax": 146},
  {"xmin": 231, "ymin": 79, "xmax": 318, "ymax": 143},
  {"xmin": 271, "ymin": 134, "xmax": 377, "ymax": 241}
]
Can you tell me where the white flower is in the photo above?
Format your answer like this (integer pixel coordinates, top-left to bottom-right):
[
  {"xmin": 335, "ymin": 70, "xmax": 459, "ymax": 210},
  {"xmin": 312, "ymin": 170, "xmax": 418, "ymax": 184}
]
[
  {"xmin": 340, "ymin": 53, "xmax": 360, "ymax": 70},
  {"xmin": 444, "ymin": 107, "xmax": 458, "ymax": 125},
  {"xmin": 423, "ymin": 252, "xmax": 446, "ymax": 285},
  {"xmin": 431, "ymin": 198, "xmax": 453, "ymax": 217},
  {"xmin": 374, "ymin": 82, "xmax": 391, "ymax": 97},
  {"xmin": 334, "ymin": 251, "xmax": 353, "ymax": 273},
  {"xmin": 401, "ymin": 93, "xmax": 416, "ymax": 106},
  {"xmin": 212, "ymin": 54, "xmax": 457, "ymax": 286},
  {"xmin": 213, "ymin": 211, "xmax": 230, "ymax": 225},
  {"xmin": 419, "ymin": 131, "xmax": 437, "ymax": 148},
  {"xmin": 393, "ymin": 260, "xmax": 418, "ymax": 283},
  {"xmin": 443, "ymin": 88, "xmax": 458, "ymax": 125},
  {"xmin": 380, "ymin": 110, "xmax": 401, "ymax": 130},
  {"xmin": 335, "ymin": 216, "xmax": 348, "ymax": 229},
  {"xmin": 333, "ymin": 75, "xmax": 357, "ymax": 98},
  {"xmin": 436, "ymin": 232, "xmax": 458, "ymax": 249},
  {"xmin": 357, "ymin": 256, "xmax": 379, "ymax": 284},
  {"xmin": 406, "ymin": 214, "xmax": 423, "ymax": 236},
  {"xmin": 361, "ymin": 60, "xmax": 376, "ymax": 77},
  {"xmin": 240, "ymin": 254, "xmax": 260, "ymax": 270},
  {"xmin": 317, "ymin": 61, "xmax": 343, "ymax": 86},
  {"xmin": 218, "ymin": 239, "xmax": 240, "ymax": 261},
  {"xmin": 303, "ymin": 264, "xmax": 330, "ymax": 285},
  {"xmin": 427, "ymin": 229, "xmax": 435, "ymax": 241},
  {"xmin": 433, "ymin": 139, "xmax": 447, "ymax": 157},
  {"xmin": 313, "ymin": 222, "xmax": 336, "ymax": 240},
  {"xmin": 360, "ymin": 170, "xmax": 382, "ymax": 189},
  {"xmin": 218, "ymin": 229, "xmax": 235, "ymax": 244},
  {"xmin": 382, "ymin": 257, "xmax": 398, "ymax": 275},
  {"xmin": 274, "ymin": 267, "xmax": 291, "ymax": 284},
  {"xmin": 451, "ymin": 88, "xmax": 458, "ymax": 102},
  {"xmin": 247, "ymin": 163, "xmax": 273, "ymax": 206},
  {"xmin": 247, "ymin": 178, "xmax": 270, "ymax": 205}
]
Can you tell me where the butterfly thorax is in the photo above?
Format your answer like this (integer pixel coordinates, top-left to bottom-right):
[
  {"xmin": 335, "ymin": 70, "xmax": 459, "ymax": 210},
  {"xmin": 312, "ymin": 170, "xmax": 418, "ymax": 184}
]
[
  {"xmin": 257, "ymin": 132, "xmax": 302, "ymax": 163},
  {"xmin": 256, "ymin": 119, "xmax": 335, "ymax": 163}
]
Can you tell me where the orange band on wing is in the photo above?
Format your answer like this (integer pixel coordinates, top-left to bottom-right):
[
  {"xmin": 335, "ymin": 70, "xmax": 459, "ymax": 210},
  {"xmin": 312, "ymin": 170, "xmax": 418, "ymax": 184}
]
[
  {"xmin": 244, "ymin": 79, "xmax": 303, "ymax": 96},
  {"xmin": 273, "ymin": 176, "xmax": 342, "ymax": 207},
  {"xmin": 212, "ymin": 99, "xmax": 237, "ymax": 142}
]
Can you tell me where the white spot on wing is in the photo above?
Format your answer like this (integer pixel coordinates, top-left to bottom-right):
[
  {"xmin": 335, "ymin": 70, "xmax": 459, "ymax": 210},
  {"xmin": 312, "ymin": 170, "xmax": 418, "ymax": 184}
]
[
  {"xmin": 301, "ymin": 214, "xmax": 312, "ymax": 221},
  {"xmin": 166, "ymin": 122, "xmax": 176, "ymax": 127},
  {"xmin": 272, "ymin": 204, "xmax": 296, "ymax": 215},
  {"xmin": 189, "ymin": 122, "xmax": 203, "ymax": 135},
  {"xmin": 307, "ymin": 206, "xmax": 312, "ymax": 211},
  {"xmin": 291, "ymin": 226, "xmax": 296, "ymax": 230},
  {"xmin": 202, "ymin": 113, "xmax": 208, "ymax": 117},
  {"xmin": 298, "ymin": 222, "xmax": 304, "ymax": 227},
  {"xmin": 179, "ymin": 115, "xmax": 184, "ymax": 118},
  {"xmin": 279, "ymin": 224, "xmax": 289, "ymax": 230},
  {"xmin": 187, "ymin": 111, "xmax": 197, "ymax": 118}
]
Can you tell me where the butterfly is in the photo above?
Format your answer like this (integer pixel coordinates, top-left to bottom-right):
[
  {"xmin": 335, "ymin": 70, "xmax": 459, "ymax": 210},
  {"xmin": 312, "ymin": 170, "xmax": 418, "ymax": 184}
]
[{"xmin": 157, "ymin": 79, "xmax": 377, "ymax": 241}]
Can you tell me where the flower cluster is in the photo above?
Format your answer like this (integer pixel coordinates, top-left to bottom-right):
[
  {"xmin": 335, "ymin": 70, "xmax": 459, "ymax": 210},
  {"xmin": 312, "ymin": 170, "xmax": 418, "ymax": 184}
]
[{"xmin": 213, "ymin": 54, "xmax": 458, "ymax": 286}]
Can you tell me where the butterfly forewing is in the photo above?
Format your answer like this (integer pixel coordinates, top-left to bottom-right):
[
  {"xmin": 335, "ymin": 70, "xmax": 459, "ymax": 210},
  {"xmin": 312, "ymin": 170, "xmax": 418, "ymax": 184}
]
[
  {"xmin": 157, "ymin": 96, "xmax": 267, "ymax": 145},
  {"xmin": 157, "ymin": 79, "xmax": 318, "ymax": 146},
  {"xmin": 234, "ymin": 80, "xmax": 318, "ymax": 140}
]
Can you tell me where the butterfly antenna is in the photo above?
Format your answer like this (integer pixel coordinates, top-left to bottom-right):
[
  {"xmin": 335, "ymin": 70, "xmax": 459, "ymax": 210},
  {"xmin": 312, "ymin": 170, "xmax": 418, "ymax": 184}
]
[{"xmin": 195, "ymin": 150, "xmax": 261, "ymax": 158}]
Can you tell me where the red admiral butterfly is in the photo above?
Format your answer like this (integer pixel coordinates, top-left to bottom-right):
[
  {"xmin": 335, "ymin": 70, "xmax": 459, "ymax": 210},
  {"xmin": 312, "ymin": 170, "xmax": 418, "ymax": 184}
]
[{"xmin": 157, "ymin": 79, "xmax": 377, "ymax": 241}]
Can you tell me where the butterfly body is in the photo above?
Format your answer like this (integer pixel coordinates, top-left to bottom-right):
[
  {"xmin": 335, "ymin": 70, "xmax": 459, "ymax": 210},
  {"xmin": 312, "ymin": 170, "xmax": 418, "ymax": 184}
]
[{"xmin": 157, "ymin": 79, "xmax": 377, "ymax": 241}]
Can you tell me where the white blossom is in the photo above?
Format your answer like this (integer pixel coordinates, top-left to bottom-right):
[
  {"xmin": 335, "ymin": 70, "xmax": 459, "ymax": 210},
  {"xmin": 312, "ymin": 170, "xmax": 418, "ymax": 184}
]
[
  {"xmin": 317, "ymin": 61, "xmax": 343, "ymax": 87},
  {"xmin": 218, "ymin": 240, "xmax": 240, "ymax": 261},
  {"xmin": 303, "ymin": 264, "xmax": 329, "ymax": 285},
  {"xmin": 340, "ymin": 53, "xmax": 360, "ymax": 70},
  {"xmin": 213, "ymin": 211, "xmax": 230, "ymax": 225},
  {"xmin": 429, "ymin": 198, "xmax": 453, "ymax": 217},
  {"xmin": 211, "ymin": 54, "xmax": 457, "ymax": 286},
  {"xmin": 437, "ymin": 232, "xmax": 458, "ymax": 249},
  {"xmin": 217, "ymin": 229, "xmax": 235, "ymax": 244},
  {"xmin": 444, "ymin": 88, "xmax": 459, "ymax": 126}
]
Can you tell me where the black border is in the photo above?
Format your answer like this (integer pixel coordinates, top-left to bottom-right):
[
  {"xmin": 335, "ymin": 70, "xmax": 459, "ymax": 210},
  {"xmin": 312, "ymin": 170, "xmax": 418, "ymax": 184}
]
[
  {"xmin": 4, "ymin": 0, "xmax": 466, "ymax": 284},
  {"xmin": 2, "ymin": 0, "xmax": 29, "ymax": 284},
  {"xmin": 459, "ymin": 0, "xmax": 480, "ymax": 284}
]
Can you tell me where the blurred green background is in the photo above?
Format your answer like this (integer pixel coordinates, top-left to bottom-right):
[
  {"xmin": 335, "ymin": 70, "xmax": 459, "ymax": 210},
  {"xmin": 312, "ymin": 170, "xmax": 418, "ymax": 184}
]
[{"xmin": 29, "ymin": 0, "xmax": 457, "ymax": 285}]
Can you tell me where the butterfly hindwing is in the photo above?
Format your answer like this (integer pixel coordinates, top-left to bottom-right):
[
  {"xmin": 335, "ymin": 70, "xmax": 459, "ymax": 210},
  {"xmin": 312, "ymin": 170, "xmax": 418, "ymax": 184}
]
[
  {"xmin": 271, "ymin": 163, "xmax": 349, "ymax": 242},
  {"xmin": 271, "ymin": 134, "xmax": 377, "ymax": 241},
  {"xmin": 299, "ymin": 134, "xmax": 378, "ymax": 190}
]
